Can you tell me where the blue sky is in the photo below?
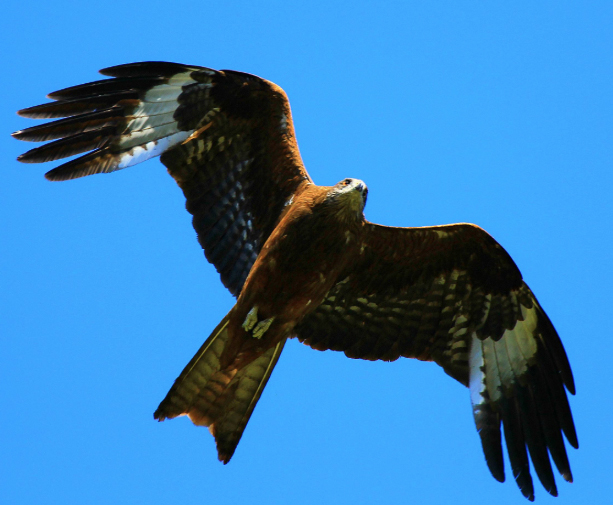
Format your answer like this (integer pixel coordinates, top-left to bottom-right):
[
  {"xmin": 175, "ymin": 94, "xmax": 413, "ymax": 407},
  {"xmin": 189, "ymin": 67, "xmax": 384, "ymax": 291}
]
[{"xmin": 3, "ymin": 2, "xmax": 612, "ymax": 504}]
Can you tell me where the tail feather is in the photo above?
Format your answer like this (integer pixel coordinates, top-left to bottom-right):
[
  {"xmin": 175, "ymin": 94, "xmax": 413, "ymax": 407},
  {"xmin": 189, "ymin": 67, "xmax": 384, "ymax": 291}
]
[
  {"xmin": 155, "ymin": 314, "xmax": 232, "ymax": 423},
  {"xmin": 154, "ymin": 311, "xmax": 285, "ymax": 463},
  {"xmin": 212, "ymin": 340, "xmax": 286, "ymax": 463}
]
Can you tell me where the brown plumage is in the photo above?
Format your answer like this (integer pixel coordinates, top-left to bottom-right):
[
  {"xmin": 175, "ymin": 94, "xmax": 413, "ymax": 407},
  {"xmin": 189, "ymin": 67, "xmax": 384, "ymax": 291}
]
[{"xmin": 14, "ymin": 61, "xmax": 577, "ymax": 500}]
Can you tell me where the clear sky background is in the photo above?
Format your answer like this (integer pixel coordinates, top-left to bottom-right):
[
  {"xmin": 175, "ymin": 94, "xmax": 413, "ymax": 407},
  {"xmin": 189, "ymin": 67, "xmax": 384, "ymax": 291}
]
[{"xmin": 3, "ymin": 2, "xmax": 612, "ymax": 504}]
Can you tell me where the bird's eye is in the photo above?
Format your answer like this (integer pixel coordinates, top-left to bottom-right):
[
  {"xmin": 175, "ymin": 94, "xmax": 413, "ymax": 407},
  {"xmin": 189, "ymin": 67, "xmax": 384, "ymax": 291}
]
[{"xmin": 343, "ymin": 178, "xmax": 352, "ymax": 186}]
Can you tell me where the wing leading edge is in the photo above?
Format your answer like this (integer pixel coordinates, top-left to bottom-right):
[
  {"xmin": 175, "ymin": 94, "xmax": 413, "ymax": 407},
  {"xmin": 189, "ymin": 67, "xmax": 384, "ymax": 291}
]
[{"xmin": 14, "ymin": 62, "xmax": 311, "ymax": 295}]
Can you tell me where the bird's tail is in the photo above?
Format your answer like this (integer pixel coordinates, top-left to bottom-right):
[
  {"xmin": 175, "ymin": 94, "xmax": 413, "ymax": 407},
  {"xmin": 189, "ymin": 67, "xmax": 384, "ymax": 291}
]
[
  {"xmin": 154, "ymin": 310, "xmax": 286, "ymax": 463},
  {"xmin": 12, "ymin": 62, "xmax": 212, "ymax": 181}
]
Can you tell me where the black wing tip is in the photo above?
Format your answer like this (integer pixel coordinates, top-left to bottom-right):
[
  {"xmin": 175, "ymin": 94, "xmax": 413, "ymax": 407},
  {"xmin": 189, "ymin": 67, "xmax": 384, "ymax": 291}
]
[
  {"xmin": 516, "ymin": 475, "xmax": 535, "ymax": 502},
  {"xmin": 535, "ymin": 302, "xmax": 576, "ymax": 395},
  {"xmin": 492, "ymin": 470, "xmax": 505, "ymax": 483},
  {"xmin": 513, "ymin": 474, "xmax": 534, "ymax": 501},
  {"xmin": 565, "ymin": 376, "xmax": 576, "ymax": 396},
  {"xmin": 46, "ymin": 84, "xmax": 96, "ymax": 101},
  {"xmin": 517, "ymin": 474, "xmax": 535, "ymax": 501},
  {"xmin": 560, "ymin": 358, "xmax": 576, "ymax": 396},
  {"xmin": 12, "ymin": 129, "xmax": 29, "ymax": 140},
  {"xmin": 17, "ymin": 104, "xmax": 54, "ymax": 118},
  {"xmin": 16, "ymin": 149, "xmax": 39, "ymax": 163},
  {"xmin": 99, "ymin": 61, "xmax": 198, "ymax": 78},
  {"xmin": 12, "ymin": 125, "xmax": 49, "ymax": 141},
  {"xmin": 43, "ymin": 161, "xmax": 102, "ymax": 182},
  {"xmin": 539, "ymin": 477, "xmax": 560, "ymax": 498},
  {"xmin": 478, "ymin": 426, "xmax": 506, "ymax": 483},
  {"xmin": 17, "ymin": 149, "xmax": 59, "ymax": 164},
  {"xmin": 44, "ymin": 169, "xmax": 66, "ymax": 181},
  {"xmin": 563, "ymin": 408, "xmax": 579, "ymax": 449}
]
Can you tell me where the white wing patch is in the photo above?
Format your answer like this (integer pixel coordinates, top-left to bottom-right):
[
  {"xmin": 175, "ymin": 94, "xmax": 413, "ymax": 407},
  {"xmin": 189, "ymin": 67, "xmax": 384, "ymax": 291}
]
[
  {"xmin": 114, "ymin": 74, "xmax": 200, "ymax": 170},
  {"xmin": 469, "ymin": 334, "xmax": 487, "ymax": 409},
  {"xmin": 117, "ymin": 132, "xmax": 191, "ymax": 169},
  {"xmin": 469, "ymin": 302, "xmax": 539, "ymax": 406}
]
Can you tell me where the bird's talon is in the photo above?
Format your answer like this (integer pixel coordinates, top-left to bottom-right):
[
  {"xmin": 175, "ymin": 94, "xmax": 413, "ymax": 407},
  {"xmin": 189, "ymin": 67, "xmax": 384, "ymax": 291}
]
[
  {"xmin": 252, "ymin": 317, "xmax": 274, "ymax": 339},
  {"xmin": 242, "ymin": 306, "xmax": 258, "ymax": 331}
]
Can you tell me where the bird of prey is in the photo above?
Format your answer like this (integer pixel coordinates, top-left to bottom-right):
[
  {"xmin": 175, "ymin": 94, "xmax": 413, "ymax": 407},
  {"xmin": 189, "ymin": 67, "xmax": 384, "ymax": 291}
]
[{"xmin": 14, "ymin": 61, "xmax": 577, "ymax": 500}]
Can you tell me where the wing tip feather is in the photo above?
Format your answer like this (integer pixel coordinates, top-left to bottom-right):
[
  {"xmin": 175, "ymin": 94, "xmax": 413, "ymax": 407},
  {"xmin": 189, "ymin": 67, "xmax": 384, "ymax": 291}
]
[
  {"xmin": 99, "ymin": 61, "xmax": 199, "ymax": 78},
  {"xmin": 16, "ymin": 108, "xmax": 36, "ymax": 118}
]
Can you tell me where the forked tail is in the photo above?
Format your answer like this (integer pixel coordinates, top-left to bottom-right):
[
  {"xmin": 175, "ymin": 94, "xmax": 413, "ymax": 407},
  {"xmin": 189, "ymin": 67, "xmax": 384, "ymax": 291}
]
[{"xmin": 154, "ymin": 311, "xmax": 286, "ymax": 463}]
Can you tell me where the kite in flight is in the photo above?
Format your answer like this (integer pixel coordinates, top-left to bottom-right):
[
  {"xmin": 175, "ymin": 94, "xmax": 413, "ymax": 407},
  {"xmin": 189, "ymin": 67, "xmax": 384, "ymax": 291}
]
[{"xmin": 14, "ymin": 62, "xmax": 577, "ymax": 500}]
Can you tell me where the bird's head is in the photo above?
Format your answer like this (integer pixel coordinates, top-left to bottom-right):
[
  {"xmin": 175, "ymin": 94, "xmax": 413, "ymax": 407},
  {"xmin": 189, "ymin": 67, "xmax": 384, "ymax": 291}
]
[{"xmin": 325, "ymin": 178, "xmax": 368, "ymax": 219}]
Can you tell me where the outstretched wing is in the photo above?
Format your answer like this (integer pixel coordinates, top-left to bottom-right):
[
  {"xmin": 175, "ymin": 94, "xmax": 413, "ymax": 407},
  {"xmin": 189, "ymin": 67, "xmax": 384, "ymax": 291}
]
[
  {"xmin": 13, "ymin": 62, "xmax": 311, "ymax": 295},
  {"xmin": 295, "ymin": 222, "xmax": 577, "ymax": 500}
]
